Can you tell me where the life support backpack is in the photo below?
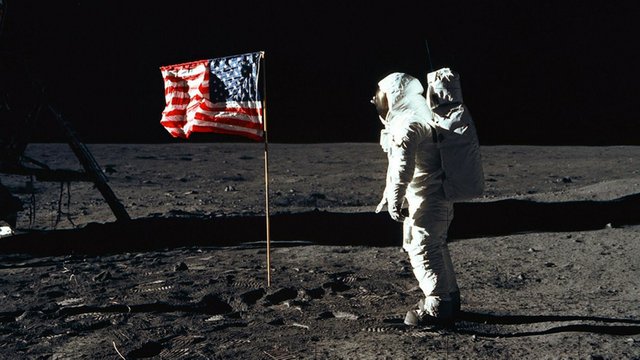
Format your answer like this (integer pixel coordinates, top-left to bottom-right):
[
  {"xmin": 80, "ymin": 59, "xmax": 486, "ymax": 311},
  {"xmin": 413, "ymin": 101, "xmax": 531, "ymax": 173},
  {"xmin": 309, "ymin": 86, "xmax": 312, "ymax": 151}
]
[{"xmin": 426, "ymin": 68, "xmax": 485, "ymax": 201}]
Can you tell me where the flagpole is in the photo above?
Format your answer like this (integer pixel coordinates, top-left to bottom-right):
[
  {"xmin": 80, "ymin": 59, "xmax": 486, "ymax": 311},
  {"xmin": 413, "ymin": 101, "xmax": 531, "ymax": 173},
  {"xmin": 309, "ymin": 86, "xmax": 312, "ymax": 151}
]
[{"xmin": 260, "ymin": 51, "xmax": 271, "ymax": 287}]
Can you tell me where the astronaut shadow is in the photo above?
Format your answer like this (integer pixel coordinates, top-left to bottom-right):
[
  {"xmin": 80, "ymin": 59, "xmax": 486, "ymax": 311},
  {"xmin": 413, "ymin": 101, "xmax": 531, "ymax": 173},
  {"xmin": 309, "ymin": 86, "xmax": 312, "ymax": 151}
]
[{"xmin": 454, "ymin": 310, "xmax": 640, "ymax": 338}]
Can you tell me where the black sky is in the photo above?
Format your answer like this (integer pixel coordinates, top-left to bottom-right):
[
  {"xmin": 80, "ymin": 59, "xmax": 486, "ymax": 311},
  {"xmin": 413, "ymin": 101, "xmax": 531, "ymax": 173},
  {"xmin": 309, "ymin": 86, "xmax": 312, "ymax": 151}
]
[{"xmin": 2, "ymin": 0, "xmax": 639, "ymax": 145}]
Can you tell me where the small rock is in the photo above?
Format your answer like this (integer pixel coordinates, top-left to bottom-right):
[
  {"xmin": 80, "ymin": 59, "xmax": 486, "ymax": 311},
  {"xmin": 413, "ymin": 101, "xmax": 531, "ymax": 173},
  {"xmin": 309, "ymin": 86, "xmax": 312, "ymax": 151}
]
[
  {"xmin": 333, "ymin": 311, "xmax": 359, "ymax": 320},
  {"xmin": 174, "ymin": 262, "xmax": 189, "ymax": 271},
  {"xmin": 316, "ymin": 311, "xmax": 334, "ymax": 320},
  {"xmin": 562, "ymin": 176, "xmax": 572, "ymax": 183},
  {"xmin": 197, "ymin": 293, "xmax": 233, "ymax": 315},
  {"xmin": 204, "ymin": 315, "xmax": 224, "ymax": 322},
  {"xmin": 41, "ymin": 302, "xmax": 60, "ymax": 314},
  {"xmin": 300, "ymin": 287, "xmax": 325, "ymax": 299},
  {"xmin": 605, "ymin": 223, "xmax": 613, "ymax": 229},
  {"xmin": 15, "ymin": 311, "xmax": 29, "ymax": 322},
  {"xmin": 264, "ymin": 287, "xmax": 298, "ymax": 305},
  {"xmin": 93, "ymin": 271, "xmax": 112, "ymax": 282},
  {"xmin": 57, "ymin": 298, "xmax": 84, "ymax": 307},
  {"xmin": 225, "ymin": 186, "xmax": 236, "ymax": 192},
  {"xmin": 240, "ymin": 288, "xmax": 266, "ymax": 305},
  {"xmin": 544, "ymin": 262, "xmax": 556, "ymax": 268}
]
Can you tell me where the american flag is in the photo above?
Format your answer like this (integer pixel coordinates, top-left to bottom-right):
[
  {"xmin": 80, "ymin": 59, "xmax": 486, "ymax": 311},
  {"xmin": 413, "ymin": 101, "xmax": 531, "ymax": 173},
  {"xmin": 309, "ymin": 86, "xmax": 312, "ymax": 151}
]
[{"xmin": 160, "ymin": 52, "xmax": 264, "ymax": 141}]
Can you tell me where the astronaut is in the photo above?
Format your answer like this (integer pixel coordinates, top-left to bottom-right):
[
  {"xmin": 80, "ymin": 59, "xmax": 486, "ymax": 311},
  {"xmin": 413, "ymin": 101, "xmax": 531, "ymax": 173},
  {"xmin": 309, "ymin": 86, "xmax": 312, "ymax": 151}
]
[{"xmin": 372, "ymin": 72, "xmax": 460, "ymax": 327}]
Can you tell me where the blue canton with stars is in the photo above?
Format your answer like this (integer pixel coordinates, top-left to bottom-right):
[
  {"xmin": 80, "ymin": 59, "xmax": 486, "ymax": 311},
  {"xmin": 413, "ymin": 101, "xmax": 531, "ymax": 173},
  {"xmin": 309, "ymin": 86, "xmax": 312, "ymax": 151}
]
[{"xmin": 209, "ymin": 52, "xmax": 262, "ymax": 103}]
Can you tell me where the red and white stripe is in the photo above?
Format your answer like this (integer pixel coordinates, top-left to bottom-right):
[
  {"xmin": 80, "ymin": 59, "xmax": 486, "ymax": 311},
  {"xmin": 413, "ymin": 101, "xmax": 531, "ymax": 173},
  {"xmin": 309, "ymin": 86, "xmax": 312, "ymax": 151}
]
[{"xmin": 160, "ymin": 60, "xmax": 264, "ymax": 141}]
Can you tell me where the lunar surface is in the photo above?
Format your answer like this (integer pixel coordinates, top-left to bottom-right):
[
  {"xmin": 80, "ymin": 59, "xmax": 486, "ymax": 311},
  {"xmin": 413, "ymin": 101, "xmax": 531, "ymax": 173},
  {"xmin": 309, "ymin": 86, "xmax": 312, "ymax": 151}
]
[{"xmin": 1, "ymin": 143, "xmax": 639, "ymax": 359}]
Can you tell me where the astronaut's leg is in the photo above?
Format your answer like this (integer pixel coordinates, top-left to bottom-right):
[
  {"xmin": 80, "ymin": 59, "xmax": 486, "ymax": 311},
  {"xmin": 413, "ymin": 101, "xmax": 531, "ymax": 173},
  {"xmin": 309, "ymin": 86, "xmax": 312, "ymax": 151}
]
[
  {"xmin": 440, "ymin": 204, "xmax": 460, "ymax": 314},
  {"xmin": 403, "ymin": 221, "xmax": 453, "ymax": 322},
  {"xmin": 402, "ymin": 193, "xmax": 459, "ymax": 326}
]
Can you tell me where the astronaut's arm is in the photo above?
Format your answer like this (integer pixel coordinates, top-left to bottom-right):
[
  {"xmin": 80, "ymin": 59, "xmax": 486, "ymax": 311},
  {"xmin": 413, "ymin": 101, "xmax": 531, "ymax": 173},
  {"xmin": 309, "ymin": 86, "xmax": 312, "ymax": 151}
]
[{"xmin": 383, "ymin": 124, "xmax": 419, "ymax": 221}]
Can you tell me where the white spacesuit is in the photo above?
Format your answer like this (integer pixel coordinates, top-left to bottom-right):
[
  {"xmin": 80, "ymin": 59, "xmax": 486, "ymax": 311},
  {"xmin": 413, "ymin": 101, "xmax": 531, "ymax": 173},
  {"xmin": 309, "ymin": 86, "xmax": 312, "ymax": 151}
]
[{"xmin": 373, "ymin": 72, "xmax": 459, "ymax": 326}]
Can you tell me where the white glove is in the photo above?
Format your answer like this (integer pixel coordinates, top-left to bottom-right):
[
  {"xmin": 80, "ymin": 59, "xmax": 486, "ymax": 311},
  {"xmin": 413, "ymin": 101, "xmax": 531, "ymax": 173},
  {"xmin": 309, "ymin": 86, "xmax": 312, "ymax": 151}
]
[
  {"xmin": 388, "ymin": 203, "xmax": 406, "ymax": 223},
  {"xmin": 376, "ymin": 197, "xmax": 406, "ymax": 222},
  {"xmin": 375, "ymin": 198, "xmax": 387, "ymax": 213}
]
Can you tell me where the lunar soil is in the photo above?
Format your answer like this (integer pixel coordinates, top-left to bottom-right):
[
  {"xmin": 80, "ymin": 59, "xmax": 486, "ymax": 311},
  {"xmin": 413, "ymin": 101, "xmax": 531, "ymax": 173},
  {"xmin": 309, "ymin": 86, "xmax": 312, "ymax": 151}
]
[{"xmin": 1, "ymin": 143, "xmax": 639, "ymax": 359}]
